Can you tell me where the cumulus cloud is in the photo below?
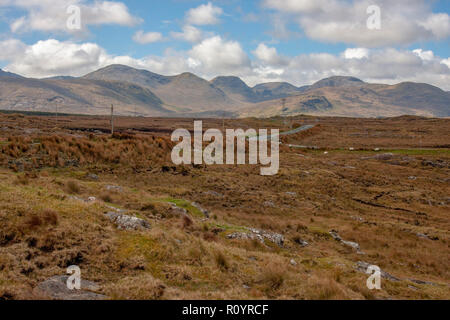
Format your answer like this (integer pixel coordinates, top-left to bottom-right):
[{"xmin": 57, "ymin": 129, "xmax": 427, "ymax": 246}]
[
  {"xmin": 263, "ymin": 0, "xmax": 450, "ymax": 47},
  {"xmin": 344, "ymin": 48, "xmax": 369, "ymax": 60},
  {"xmin": 187, "ymin": 36, "xmax": 251, "ymax": 76},
  {"xmin": 413, "ymin": 49, "xmax": 435, "ymax": 61},
  {"xmin": 441, "ymin": 58, "xmax": 450, "ymax": 69},
  {"xmin": 171, "ymin": 25, "xmax": 205, "ymax": 43},
  {"xmin": 186, "ymin": 2, "xmax": 223, "ymax": 26},
  {"xmin": 133, "ymin": 31, "xmax": 163, "ymax": 44},
  {"xmin": 0, "ymin": 38, "xmax": 449, "ymax": 91},
  {"xmin": 253, "ymin": 43, "xmax": 287, "ymax": 66},
  {"xmin": 1, "ymin": 0, "xmax": 141, "ymax": 34}
]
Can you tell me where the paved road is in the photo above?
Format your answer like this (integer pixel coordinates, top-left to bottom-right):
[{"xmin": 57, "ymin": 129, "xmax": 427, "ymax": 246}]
[{"xmin": 249, "ymin": 124, "xmax": 316, "ymax": 141}]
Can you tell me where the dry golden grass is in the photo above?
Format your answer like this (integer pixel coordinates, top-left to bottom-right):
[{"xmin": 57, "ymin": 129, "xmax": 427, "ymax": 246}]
[{"xmin": 0, "ymin": 113, "xmax": 448, "ymax": 300}]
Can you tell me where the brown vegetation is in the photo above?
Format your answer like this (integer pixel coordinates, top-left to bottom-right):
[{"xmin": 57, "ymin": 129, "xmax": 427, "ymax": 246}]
[{"xmin": 0, "ymin": 112, "xmax": 448, "ymax": 300}]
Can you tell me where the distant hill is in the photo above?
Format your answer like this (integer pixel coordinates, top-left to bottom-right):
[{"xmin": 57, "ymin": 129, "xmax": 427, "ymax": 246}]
[
  {"xmin": 240, "ymin": 81, "xmax": 450, "ymax": 118},
  {"xmin": 84, "ymin": 65, "xmax": 235, "ymax": 113},
  {"xmin": 211, "ymin": 76, "xmax": 259, "ymax": 103},
  {"xmin": 0, "ymin": 75, "xmax": 169, "ymax": 116},
  {"xmin": 211, "ymin": 77, "xmax": 305, "ymax": 103},
  {"xmin": 307, "ymin": 76, "xmax": 365, "ymax": 90},
  {"xmin": 1, "ymin": 65, "xmax": 449, "ymax": 118},
  {"xmin": 0, "ymin": 69, "xmax": 23, "ymax": 78}
]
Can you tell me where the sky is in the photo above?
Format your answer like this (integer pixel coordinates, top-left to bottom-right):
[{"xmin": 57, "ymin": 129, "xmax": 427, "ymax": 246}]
[{"xmin": 0, "ymin": 0, "xmax": 449, "ymax": 89}]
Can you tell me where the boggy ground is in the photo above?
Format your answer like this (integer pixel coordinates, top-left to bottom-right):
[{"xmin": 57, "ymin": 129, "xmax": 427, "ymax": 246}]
[{"xmin": 0, "ymin": 112, "xmax": 448, "ymax": 300}]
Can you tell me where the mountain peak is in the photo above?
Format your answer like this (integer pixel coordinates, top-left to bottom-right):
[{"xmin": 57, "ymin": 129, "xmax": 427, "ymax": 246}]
[
  {"xmin": 211, "ymin": 76, "xmax": 249, "ymax": 87},
  {"xmin": 311, "ymin": 76, "xmax": 365, "ymax": 90},
  {"xmin": 211, "ymin": 76, "xmax": 257, "ymax": 102}
]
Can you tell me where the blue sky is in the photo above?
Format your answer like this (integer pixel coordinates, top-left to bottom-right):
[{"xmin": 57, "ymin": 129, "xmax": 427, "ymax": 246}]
[{"xmin": 0, "ymin": 0, "xmax": 449, "ymax": 89}]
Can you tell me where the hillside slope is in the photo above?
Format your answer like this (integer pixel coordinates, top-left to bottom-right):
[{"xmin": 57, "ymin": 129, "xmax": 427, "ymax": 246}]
[
  {"xmin": 0, "ymin": 76, "xmax": 170, "ymax": 116},
  {"xmin": 240, "ymin": 82, "xmax": 450, "ymax": 118}
]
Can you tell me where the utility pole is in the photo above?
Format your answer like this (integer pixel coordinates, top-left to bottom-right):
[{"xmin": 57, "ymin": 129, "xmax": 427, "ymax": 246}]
[
  {"xmin": 110, "ymin": 104, "xmax": 114, "ymax": 136},
  {"xmin": 55, "ymin": 104, "xmax": 58, "ymax": 128}
]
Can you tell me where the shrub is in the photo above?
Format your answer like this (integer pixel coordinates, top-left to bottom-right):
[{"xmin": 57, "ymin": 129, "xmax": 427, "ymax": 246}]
[
  {"xmin": 66, "ymin": 180, "xmax": 81, "ymax": 194},
  {"xmin": 41, "ymin": 209, "xmax": 58, "ymax": 226},
  {"xmin": 100, "ymin": 192, "xmax": 113, "ymax": 203},
  {"xmin": 214, "ymin": 251, "xmax": 229, "ymax": 271},
  {"xmin": 182, "ymin": 215, "xmax": 193, "ymax": 229},
  {"xmin": 261, "ymin": 264, "xmax": 285, "ymax": 293}
]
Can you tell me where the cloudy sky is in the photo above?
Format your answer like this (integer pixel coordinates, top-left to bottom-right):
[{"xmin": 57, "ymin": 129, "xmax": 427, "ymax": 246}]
[{"xmin": 0, "ymin": 0, "xmax": 449, "ymax": 89}]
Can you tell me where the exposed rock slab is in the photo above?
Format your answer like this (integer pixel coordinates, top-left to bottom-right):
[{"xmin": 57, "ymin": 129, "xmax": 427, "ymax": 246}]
[
  {"xmin": 106, "ymin": 212, "xmax": 150, "ymax": 231},
  {"xmin": 227, "ymin": 228, "xmax": 284, "ymax": 247},
  {"xmin": 35, "ymin": 276, "xmax": 107, "ymax": 300},
  {"xmin": 355, "ymin": 261, "xmax": 400, "ymax": 282}
]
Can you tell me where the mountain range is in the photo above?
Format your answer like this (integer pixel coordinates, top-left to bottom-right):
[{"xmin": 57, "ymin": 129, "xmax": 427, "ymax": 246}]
[{"xmin": 0, "ymin": 64, "xmax": 449, "ymax": 118}]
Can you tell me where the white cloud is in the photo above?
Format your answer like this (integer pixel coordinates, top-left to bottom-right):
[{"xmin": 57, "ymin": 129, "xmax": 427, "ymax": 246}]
[
  {"xmin": 263, "ymin": 0, "xmax": 450, "ymax": 47},
  {"xmin": 1, "ymin": 0, "xmax": 141, "ymax": 34},
  {"xmin": 413, "ymin": 49, "xmax": 434, "ymax": 61},
  {"xmin": 344, "ymin": 48, "xmax": 369, "ymax": 60},
  {"xmin": 441, "ymin": 58, "xmax": 450, "ymax": 69},
  {"xmin": 253, "ymin": 43, "xmax": 286, "ymax": 66},
  {"xmin": 188, "ymin": 36, "xmax": 251, "ymax": 76},
  {"xmin": 171, "ymin": 25, "xmax": 204, "ymax": 43},
  {"xmin": 186, "ymin": 2, "xmax": 223, "ymax": 26},
  {"xmin": 133, "ymin": 31, "xmax": 163, "ymax": 44},
  {"xmin": 1, "ymin": 38, "xmax": 449, "ymax": 91}
]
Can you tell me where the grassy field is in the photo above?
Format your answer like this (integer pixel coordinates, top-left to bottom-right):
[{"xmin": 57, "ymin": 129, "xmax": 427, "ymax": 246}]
[{"xmin": 0, "ymin": 112, "xmax": 449, "ymax": 300}]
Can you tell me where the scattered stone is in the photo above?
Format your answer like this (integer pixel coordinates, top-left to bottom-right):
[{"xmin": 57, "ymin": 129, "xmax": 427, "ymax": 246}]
[
  {"xmin": 293, "ymin": 237, "xmax": 309, "ymax": 247},
  {"xmin": 374, "ymin": 148, "xmax": 381, "ymax": 152},
  {"xmin": 248, "ymin": 228, "xmax": 284, "ymax": 247},
  {"xmin": 204, "ymin": 191, "xmax": 224, "ymax": 198},
  {"xmin": 192, "ymin": 202, "xmax": 210, "ymax": 218},
  {"xmin": 421, "ymin": 160, "xmax": 448, "ymax": 169},
  {"xmin": 416, "ymin": 233, "xmax": 439, "ymax": 241},
  {"xmin": 285, "ymin": 192, "xmax": 297, "ymax": 197},
  {"xmin": 408, "ymin": 279, "xmax": 438, "ymax": 286},
  {"xmin": 290, "ymin": 259, "xmax": 297, "ymax": 266},
  {"xmin": 69, "ymin": 196, "xmax": 96, "ymax": 204},
  {"xmin": 329, "ymin": 231, "xmax": 342, "ymax": 242},
  {"xmin": 243, "ymin": 285, "xmax": 251, "ymax": 290},
  {"xmin": 342, "ymin": 240, "xmax": 361, "ymax": 252},
  {"xmin": 408, "ymin": 176, "xmax": 417, "ymax": 180},
  {"xmin": 330, "ymin": 230, "xmax": 364, "ymax": 254},
  {"xmin": 227, "ymin": 228, "xmax": 284, "ymax": 247},
  {"xmin": 263, "ymin": 201, "xmax": 275, "ymax": 208},
  {"xmin": 35, "ymin": 276, "xmax": 107, "ymax": 300},
  {"xmin": 86, "ymin": 173, "xmax": 99, "ymax": 181},
  {"xmin": 355, "ymin": 261, "xmax": 400, "ymax": 282},
  {"xmin": 169, "ymin": 203, "xmax": 188, "ymax": 217},
  {"xmin": 349, "ymin": 147, "xmax": 355, "ymax": 151},
  {"xmin": 105, "ymin": 185, "xmax": 123, "ymax": 192},
  {"xmin": 227, "ymin": 232, "xmax": 264, "ymax": 244},
  {"xmin": 105, "ymin": 212, "xmax": 150, "ymax": 231}
]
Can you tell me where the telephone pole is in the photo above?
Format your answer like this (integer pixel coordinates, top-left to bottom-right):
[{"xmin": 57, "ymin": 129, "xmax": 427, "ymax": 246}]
[
  {"xmin": 55, "ymin": 104, "xmax": 58, "ymax": 128},
  {"xmin": 110, "ymin": 104, "xmax": 114, "ymax": 136}
]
